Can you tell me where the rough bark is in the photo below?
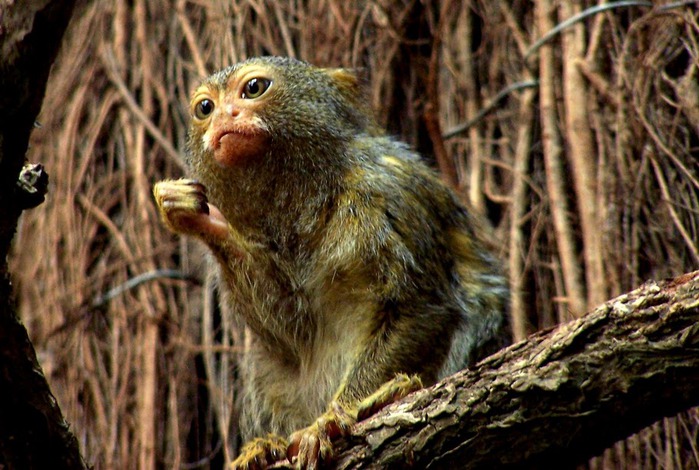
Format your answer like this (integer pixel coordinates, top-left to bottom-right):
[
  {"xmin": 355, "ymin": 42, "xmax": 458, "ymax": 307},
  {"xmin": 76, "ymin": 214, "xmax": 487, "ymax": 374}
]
[
  {"xmin": 0, "ymin": 1, "xmax": 84, "ymax": 469},
  {"xmin": 331, "ymin": 271, "xmax": 699, "ymax": 469}
]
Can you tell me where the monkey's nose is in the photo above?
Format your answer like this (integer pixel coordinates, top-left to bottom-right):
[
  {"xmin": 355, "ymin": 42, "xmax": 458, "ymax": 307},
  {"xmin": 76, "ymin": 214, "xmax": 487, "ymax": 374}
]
[{"xmin": 224, "ymin": 104, "xmax": 240, "ymax": 117}]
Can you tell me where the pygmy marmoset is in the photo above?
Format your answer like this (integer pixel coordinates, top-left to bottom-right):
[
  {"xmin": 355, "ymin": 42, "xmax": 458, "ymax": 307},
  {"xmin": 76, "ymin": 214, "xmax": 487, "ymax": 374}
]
[{"xmin": 153, "ymin": 56, "xmax": 509, "ymax": 469}]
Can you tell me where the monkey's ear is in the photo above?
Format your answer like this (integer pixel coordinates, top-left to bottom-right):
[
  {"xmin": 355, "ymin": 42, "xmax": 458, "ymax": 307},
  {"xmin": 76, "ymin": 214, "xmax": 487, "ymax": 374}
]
[
  {"xmin": 323, "ymin": 68, "xmax": 358, "ymax": 87},
  {"xmin": 322, "ymin": 67, "xmax": 379, "ymax": 133},
  {"xmin": 322, "ymin": 68, "xmax": 364, "ymax": 101}
]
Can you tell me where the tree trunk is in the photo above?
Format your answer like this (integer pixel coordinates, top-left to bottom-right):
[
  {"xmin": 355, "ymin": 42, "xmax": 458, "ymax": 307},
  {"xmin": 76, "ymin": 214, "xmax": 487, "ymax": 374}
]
[
  {"xmin": 0, "ymin": 1, "xmax": 84, "ymax": 468},
  {"xmin": 331, "ymin": 271, "xmax": 699, "ymax": 469}
]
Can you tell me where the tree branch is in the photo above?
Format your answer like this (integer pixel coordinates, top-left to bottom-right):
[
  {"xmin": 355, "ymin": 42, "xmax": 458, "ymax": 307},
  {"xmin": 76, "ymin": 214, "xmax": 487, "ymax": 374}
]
[{"xmin": 333, "ymin": 271, "xmax": 699, "ymax": 468}]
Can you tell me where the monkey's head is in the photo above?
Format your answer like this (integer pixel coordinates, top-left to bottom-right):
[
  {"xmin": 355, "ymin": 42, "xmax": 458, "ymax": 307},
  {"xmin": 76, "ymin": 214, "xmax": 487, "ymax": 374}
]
[{"xmin": 186, "ymin": 56, "xmax": 377, "ymax": 171}]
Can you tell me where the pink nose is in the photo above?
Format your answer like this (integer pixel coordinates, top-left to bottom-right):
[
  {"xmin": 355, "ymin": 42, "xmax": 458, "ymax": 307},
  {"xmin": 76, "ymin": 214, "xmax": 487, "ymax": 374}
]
[{"xmin": 224, "ymin": 104, "xmax": 240, "ymax": 117}]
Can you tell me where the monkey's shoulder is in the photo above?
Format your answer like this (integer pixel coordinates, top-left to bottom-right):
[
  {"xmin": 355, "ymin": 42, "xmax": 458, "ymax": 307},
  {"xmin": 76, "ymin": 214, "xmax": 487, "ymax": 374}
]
[
  {"xmin": 314, "ymin": 137, "xmax": 493, "ymax": 291},
  {"xmin": 345, "ymin": 135, "xmax": 477, "ymax": 242}
]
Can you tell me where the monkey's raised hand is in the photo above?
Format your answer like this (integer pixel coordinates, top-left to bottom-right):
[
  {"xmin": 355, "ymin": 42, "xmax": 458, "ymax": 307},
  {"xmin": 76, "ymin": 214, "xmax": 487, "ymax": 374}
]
[{"xmin": 153, "ymin": 179, "xmax": 234, "ymax": 247}]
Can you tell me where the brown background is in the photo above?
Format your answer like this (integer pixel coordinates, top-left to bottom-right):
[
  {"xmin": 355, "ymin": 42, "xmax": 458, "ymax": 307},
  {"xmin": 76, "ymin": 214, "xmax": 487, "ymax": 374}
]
[{"xmin": 12, "ymin": 1, "xmax": 699, "ymax": 468}]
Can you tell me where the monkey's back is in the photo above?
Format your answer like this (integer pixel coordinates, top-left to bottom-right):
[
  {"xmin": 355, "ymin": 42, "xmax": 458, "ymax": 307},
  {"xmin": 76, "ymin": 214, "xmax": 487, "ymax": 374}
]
[
  {"xmin": 232, "ymin": 135, "xmax": 509, "ymax": 439},
  {"xmin": 348, "ymin": 137, "xmax": 509, "ymax": 372}
]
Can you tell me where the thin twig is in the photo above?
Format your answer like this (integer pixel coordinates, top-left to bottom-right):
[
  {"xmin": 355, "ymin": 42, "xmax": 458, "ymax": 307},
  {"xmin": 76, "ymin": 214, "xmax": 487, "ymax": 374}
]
[
  {"xmin": 525, "ymin": 1, "xmax": 653, "ymax": 59},
  {"xmin": 100, "ymin": 47, "xmax": 186, "ymax": 171},
  {"xmin": 92, "ymin": 269, "xmax": 201, "ymax": 308},
  {"xmin": 425, "ymin": 0, "xmax": 458, "ymax": 190},
  {"xmin": 176, "ymin": 0, "xmax": 209, "ymax": 78},
  {"xmin": 443, "ymin": 80, "xmax": 538, "ymax": 139},
  {"xmin": 650, "ymin": 156, "xmax": 699, "ymax": 264},
  {"xmin": 658, "ymin": 1, "xmax": 699, "ymax": 11}
]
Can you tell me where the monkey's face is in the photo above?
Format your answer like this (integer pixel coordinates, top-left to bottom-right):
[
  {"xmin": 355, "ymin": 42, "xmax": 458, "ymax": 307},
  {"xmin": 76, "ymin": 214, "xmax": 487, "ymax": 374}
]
[
  {"xmin": 188, "ymin": 62, "xmax": 278, "ymax": 168},
  {"xmin": 187, "ymin": 57, "xmax": 375, "ymax": 178}
]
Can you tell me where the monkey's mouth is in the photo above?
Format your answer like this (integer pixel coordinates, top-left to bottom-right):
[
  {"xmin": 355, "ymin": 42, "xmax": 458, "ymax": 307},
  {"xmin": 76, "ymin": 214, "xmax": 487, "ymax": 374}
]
[
  {"xmin": 213, "ymin": 129, "xmax": 254, "ymax": 149},
  {"xmin": 213, "ymin": 129, "xmax": 267, "ymax": 167}
]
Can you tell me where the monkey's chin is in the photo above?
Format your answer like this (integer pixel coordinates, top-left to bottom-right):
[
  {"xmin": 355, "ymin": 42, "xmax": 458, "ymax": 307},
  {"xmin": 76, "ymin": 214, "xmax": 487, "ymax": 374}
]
[{"xmin": 214, "ymin": 132, "xmax": 267, "ymax": 168}]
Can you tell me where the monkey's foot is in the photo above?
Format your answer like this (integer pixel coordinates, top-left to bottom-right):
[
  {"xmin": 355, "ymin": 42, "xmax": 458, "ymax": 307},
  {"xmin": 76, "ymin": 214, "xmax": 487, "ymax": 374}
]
[
  {"xmin": 230, "ymin": 434, "xmax": 288, "ymax": 470},
  {"xmin": 357, "ymin": 373, "xmax": 423, "ymax": 421},
  {"xmin": 287, "ymin": 401, "xmax": 355, "ymax": 469},
  {"xmin": 153, "ymin": 179, "xmax": 230, "ymax": 243}
]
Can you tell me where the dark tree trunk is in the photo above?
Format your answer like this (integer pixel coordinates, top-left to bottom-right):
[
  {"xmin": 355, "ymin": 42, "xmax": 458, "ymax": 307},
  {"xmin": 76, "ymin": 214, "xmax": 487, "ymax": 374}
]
[
  {"xmin": 330, "ymin": 271, "xmax": 699, "ymax": 469},
  {"xmin": 0, "ymin": 1, "xmax": 84, "ymax": 468}
]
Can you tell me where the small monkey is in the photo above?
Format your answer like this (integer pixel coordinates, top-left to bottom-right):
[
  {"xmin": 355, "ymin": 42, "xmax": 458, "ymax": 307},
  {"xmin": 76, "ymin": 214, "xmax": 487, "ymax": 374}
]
[{"xmin": 153, "ymin": 56, "xmax": 508, "ymax": 469}]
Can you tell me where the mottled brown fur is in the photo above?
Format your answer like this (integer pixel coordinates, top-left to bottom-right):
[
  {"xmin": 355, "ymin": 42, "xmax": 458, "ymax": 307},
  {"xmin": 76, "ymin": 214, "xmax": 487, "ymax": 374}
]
[{"xmin": 153, "ymin": 56, "xmax": 509, "ymax": 469}]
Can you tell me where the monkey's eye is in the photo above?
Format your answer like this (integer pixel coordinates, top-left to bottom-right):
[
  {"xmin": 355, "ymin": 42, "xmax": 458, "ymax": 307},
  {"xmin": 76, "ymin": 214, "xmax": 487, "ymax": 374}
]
[
  {"xmin": 194, "ymin": 99, "xmax": 215, "ymax": 120},
  {"xmin": 242, "ymin": 78, "xmax": 271, "ymax": 99}
]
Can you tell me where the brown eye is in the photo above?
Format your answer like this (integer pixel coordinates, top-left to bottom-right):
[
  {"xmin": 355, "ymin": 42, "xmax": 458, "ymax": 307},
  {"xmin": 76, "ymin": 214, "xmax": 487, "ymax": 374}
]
[
  {"xmin": 194, "ymin": 99, "xmax": 214, "ymax": 119},
  {"xmin": 242, "ymin": 78, "xmax": 271, "ymax": 99}
]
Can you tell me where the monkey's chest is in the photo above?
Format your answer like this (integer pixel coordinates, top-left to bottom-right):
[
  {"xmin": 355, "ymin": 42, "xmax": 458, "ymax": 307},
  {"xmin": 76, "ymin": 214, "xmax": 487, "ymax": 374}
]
[{"xmin": 241, "ymin": 280, "xmax": 377, "ymax": 432}]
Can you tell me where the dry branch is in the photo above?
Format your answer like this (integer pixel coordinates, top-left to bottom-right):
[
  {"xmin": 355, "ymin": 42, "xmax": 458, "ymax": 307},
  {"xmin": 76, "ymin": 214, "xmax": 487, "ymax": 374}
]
[
  {"xmin": 560, "ymin": 2, "xmax": 606, "ymax": 309},
  {"xmin": 331, "ymin": 271, "xmax": 699, "ymax": 468},
  {"xmin": 537, "ymin": 0, "xmax": 587, "ymax": 319},
  {"xmin": 507, "ymin": 82, "xmax": 537, "ymax": 342}
]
